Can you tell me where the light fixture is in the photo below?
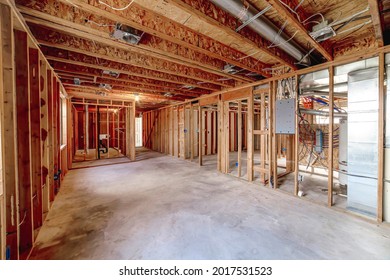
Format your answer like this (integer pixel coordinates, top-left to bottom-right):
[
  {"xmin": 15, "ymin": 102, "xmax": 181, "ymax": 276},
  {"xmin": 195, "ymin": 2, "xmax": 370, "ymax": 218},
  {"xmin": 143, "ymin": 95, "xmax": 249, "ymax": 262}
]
[{"xmin": 134, "ymin": 93, "xmax": 140, "ymax": 102}]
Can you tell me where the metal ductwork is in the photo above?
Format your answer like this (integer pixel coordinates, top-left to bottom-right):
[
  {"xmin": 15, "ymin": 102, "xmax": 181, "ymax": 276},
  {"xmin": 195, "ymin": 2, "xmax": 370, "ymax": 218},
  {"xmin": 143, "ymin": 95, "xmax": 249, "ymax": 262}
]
[{"xmin": 210, "ymin": 0, "xmax": 311, "ymax": 65}]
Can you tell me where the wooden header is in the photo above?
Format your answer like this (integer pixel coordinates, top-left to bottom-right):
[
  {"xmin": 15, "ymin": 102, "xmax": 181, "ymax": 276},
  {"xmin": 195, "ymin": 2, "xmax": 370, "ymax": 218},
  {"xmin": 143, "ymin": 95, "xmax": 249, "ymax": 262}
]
[{"xmin": 222, "ymin": 87, "xmax": 252, "ymax": 102}]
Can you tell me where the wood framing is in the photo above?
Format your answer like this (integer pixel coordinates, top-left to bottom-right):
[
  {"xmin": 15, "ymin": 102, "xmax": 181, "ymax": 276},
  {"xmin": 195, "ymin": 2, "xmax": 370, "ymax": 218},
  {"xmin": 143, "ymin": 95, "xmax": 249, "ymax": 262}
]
[
  {"xmin": 1, "ymin": 3, "xmax": 18, "ymax": 259},
  {"xmin": 368, "ymin": 0, "xmax": 384, "ymax": 47},
  {"xmin": 378, "ymin": 52, "xmax": 385, "ymax": 222},
  {"xmin": 328, "ymin": 66, "xmax": 334, "ymax": 207},
  {"xmin": 14, "ymin": 30, "xmax": 33, "ymax": 259}
]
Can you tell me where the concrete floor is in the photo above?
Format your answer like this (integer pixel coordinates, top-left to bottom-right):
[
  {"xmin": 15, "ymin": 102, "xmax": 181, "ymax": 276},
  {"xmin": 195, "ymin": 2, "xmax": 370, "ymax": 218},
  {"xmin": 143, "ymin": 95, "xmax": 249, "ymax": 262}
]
[{"xmin": 29, "ymin": 149, "xmax": 390, "ymax": 260}]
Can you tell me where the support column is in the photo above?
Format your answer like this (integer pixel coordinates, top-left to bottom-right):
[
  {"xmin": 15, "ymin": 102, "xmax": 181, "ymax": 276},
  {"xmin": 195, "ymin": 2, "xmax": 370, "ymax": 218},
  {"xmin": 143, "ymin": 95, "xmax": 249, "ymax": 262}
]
[
  {"xmin": 238, "ymin": 101, "xmax": 242, "ymax": 178},
  {"xmin": 1, "ymin": 3, "xmax": 18, "ymax": 259},
  {"xmin": 247, "ymin": 93, "xmax": 254, "ymax": 182},
  {"xmin": 294, "ymin": 75, "xmax": 300, "ymax": 196},
  {"xmin": 328, "ymin": 67, "xmax": 334, "ymax": 207},
  {"xmin": 378, "ymin": 52, "xmax": 385, "ymax": 222}
]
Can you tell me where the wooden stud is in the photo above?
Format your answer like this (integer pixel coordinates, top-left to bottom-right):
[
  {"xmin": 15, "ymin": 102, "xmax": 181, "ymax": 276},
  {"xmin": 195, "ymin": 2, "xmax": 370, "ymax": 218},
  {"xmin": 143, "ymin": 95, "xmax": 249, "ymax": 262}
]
[
  {"xmin": 368, "ymin": 0, "xmax": 384, "ymax": 47},
  {"xmin": 328, "ymin": 66, "xmax": 334, "ymax": 207},
  {"xmin": 378, "ymin": 52, "xmax": 385, "ymax": 222},
  {"xmin": 190, "ymin": 104, "xmax": 194, "ymax": 161},
  {"xmin": 260, "ymin": 93, "xmax": 266, "ymax": 183},
  {"xmin": 294, "ymin": 75, "xmax": 300, "ymax": 196},
  {"xmin": 238, "ymin": 101, "xmax": 242, "ymax": 178},
  {"xmin": 217, "ymin": 96, "xmax": 223, "ymax": 172},
  {"xmin": 199, "ymin": 107, "xmax": 203, "ymax": 166},
  {"xmin": 225, "ymin": 102, "xmax": 230, "ymax": 173},
  {"xmin": 40, "ymin": 57, "xmax": 50, "ymax": 214},
  {"xmin": 1, "ymin": 3, "xmax": 18, "ymax": 259},
  {"xmin": 29, "ymin": 47, "xmax": 43, "ymax": 232},
  {"xmin": 14, "ymin": 30, "xmax": 33, "ymax": 259}
]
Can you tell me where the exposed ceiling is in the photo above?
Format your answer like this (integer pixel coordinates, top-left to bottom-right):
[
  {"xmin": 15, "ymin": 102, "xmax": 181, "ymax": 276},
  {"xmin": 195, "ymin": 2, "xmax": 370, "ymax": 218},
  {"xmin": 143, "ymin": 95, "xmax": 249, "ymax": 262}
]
[{"xmin": 15, "ymin": 0, "xmax": 388, "ymax": 111}]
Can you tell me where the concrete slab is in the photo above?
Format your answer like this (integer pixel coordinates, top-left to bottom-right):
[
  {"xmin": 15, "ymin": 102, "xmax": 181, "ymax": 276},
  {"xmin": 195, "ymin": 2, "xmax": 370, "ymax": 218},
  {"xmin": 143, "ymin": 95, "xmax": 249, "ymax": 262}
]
[{"xmin": 29, "ymin": 149, "xmax": 390, "ymax": 260}]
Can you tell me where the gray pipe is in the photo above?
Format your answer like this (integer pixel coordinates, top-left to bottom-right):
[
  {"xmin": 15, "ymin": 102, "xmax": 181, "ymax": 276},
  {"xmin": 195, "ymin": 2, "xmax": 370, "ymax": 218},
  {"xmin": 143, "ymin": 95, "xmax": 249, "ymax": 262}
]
[{"xmin": 210, "ymin": 0, "xmax": 311, "ymax": 65}]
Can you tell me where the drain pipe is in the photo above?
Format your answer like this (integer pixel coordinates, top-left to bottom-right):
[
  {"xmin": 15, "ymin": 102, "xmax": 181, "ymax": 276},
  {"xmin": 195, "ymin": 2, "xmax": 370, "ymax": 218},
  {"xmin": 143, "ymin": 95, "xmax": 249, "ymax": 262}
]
[{"xmin": 210, "ymin": 0, "xmax": 311, "ymax": 65}]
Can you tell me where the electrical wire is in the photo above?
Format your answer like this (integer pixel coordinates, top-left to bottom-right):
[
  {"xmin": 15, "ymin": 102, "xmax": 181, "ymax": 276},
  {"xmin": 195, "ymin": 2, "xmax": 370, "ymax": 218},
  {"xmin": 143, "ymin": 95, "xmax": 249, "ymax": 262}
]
[
  {"xmin": 278, "ymin": 0, "xmax": 302, "ymax": 22},
  {"xmin": 85, "ymin": 19, "xmax": 116, "ymax": 28},
  {"xmin": 18, "ymin": 211, "xmax": 27, "ymax": 227},
  {"xmin": 268, "ymin": 30, "xmax": 299, "ymax": 49},
  {"xmin": 337, "ymin": 20, "xmax": 372, "ymax": 35},
  {"xmin": 98, "ymin": 0, "xmax": 135, "ymax": 11}
]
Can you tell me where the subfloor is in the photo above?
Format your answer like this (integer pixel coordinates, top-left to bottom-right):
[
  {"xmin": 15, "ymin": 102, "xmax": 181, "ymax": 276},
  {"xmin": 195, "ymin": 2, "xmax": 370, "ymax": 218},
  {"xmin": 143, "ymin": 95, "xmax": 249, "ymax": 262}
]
[{"xmin": 29, "ymin": 149, "xmax": 390, "ymax": 260}]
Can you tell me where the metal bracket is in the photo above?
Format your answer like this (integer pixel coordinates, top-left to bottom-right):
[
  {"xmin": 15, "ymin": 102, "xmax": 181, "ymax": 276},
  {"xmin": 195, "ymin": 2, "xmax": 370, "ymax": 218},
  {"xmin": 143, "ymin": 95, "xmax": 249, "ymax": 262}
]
[{"xmin": 235, "ymin": 5, "xmax": 272, "ymax": 32}]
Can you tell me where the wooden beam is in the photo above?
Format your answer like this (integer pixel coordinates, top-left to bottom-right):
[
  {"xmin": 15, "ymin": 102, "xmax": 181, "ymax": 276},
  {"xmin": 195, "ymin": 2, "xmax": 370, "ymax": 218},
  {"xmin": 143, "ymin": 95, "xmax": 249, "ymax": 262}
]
[
  {"xmin": 130, "ymin": 102, "xmax": 136, "ymax": 161},
  {"xmin": 14, "ymin": 30, "xmax": 33, "ymax": 259},
  {"xmin": 294, "ymin": 75, "xmax": 299, "ymax": 196},
  {"xmin": 265, "ymin": 0, "xmax": 333, "ymax": 61},
  {"xmin": 368, "ymin": 0, "xmax": 384, "ymax": 47},
  {"xmin": 27, "ymin": 23, "xmax": 236, "ymax": 88},
  {"xmin": 51, "ymin": 61, "xmax": 211, "ymax": 95},
  {"xmin": 378, "ymin": 52, "xmax": 385, "ymax": 222},
  {"xmin": 45, "ymin": 53, "xmax": 220, "ymax": 92},
  {"xmin": 328, "ymin": 66, "xmax": 334, "ymax": 207},
  {"xmin": 163, "ymin": 0, "xmax": 297, "ymax": 69},
  {"xmin": 29, "ymin": 47, "xmax": 43, "ymax": 230},
  {"xmin": 1, "ymin": 3, "xmax": 18, "ymax": 260},
  {"xmin": 217, "ymin": 96, "xmax": 223, "ymax": 172},
  {"xmin": 40, "ymin": 56, "xmax": 50, "ymax": 216},
  {"xmin": 51, "ymin": 0, "xmax": 273, "ymax": 77},
  {"xmin": 272, "ymin": 81, "xmax": 277, "ymax": 188},
  {"xmin": 18, "ymin": 7, "xmax": 258, "ymax": 83},
  {"xmin": 199, "ymin": 107, "xmax": 203, "ymax": 166},
  {"xmin": 222, "ymin": 87, "xmax": 252, "ymax": 102},
  {"xmin": 238, "ymin": 101, "xmax": 242, "ymax": 178}
]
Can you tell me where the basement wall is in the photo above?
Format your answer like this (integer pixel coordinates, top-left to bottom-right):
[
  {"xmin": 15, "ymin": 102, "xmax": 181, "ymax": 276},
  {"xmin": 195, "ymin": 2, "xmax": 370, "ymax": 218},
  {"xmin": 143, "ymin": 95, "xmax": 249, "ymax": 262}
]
[{"xmin": 0, "ymin": 2, "xmax": 71, "ymax": 259}]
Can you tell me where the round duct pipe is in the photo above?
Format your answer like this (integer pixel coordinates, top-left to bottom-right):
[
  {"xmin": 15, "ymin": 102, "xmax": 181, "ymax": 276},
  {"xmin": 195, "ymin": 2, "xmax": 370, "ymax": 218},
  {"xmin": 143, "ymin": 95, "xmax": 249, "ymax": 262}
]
[{"xmin": 209, "ymin": 0, "xmax": 311, "ymax": 65}]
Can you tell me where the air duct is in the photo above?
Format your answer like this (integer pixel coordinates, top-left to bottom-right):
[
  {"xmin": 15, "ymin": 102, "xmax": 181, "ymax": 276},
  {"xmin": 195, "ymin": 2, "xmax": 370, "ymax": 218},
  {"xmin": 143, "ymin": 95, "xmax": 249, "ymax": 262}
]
[{"xmin": 209, "ymin": 0, "xmax": 311, "ymax": 65}]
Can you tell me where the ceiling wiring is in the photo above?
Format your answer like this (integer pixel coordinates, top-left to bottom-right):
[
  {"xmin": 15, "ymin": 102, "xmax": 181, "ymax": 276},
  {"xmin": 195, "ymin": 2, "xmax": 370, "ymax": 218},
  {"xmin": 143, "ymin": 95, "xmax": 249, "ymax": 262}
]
[{"xmin": 98, "ymin": 0, "xmax": 135, "ymax": 11}]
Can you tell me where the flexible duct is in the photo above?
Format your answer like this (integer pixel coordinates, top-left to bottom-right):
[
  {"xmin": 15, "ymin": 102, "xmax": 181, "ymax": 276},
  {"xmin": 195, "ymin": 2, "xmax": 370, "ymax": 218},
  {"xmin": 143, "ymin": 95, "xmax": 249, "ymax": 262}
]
[{"xmin": 210, "ymin": 0, "xmax": 311, "ymax": 65}]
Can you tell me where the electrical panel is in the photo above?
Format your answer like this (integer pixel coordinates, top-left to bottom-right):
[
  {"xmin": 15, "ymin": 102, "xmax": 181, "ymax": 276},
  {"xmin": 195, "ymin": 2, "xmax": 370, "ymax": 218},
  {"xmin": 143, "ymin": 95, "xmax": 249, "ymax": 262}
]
[{"xmin": 275, "ymin": 99, "xmax": 296, "ymax": 134}]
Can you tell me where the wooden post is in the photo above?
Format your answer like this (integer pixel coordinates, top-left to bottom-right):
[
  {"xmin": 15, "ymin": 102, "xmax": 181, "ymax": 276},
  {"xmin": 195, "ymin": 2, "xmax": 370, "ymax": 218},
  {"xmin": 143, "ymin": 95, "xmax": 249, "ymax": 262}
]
[
  {"xmin": 217, "ymin": 96, "xmax": 223, "ymax": 172},
  {"xmin": 378, "ymin": 52, "xmax": 385, "ymax": 222},
  {"xmin": 83, "ymin": 105, "xmax": 87, "ymax": 160},
  {"xmin": 272, "ymin": 81, "xmax": 278, "ymax": 188},
  {"xmin": 177, "ymin": 107, "xmax": 180, "ymax": 158},
  {"xmin": 29, "ymin": 47, "xmax": 43, "ymax": 231},
  {"xmin": 95, "ymin": 105, "xmax": 98, "ymax": 158},
  {"xmin": 1, "ymin": 4, "xmax": 18, "ymax": 259},
  {"xmin": 85, "ymin": 104, "xmax": 89, "ymax": 155},
  {"xmin": 238, "ymin": 101, "xmax": 242, "ymax": 178},
  {"xmin": 190, "ymin": 103, "xmax": 195, "ymax": 161},
  {"xmin": 224, "ymin": 102, "xmax": 230, "ymax": 173},
  {"xmin": 268, "ymin": 82, "xmax": 273, "ymax": 188},
  {"xmin": 130, "ymin": 101, "xmax": 136, "ymax": 161},
  {"xmin": 248, "ymin": 92, "xmax": 254, "ymax": 181},
  {"xmin": 198, "ymin": 106, "xmax": 202, "ymax": 165},
  {"xmin": 106, "ymin": 106, "xmax": 109, "ymax": 158},
  {"xmin": 328, "ymin": 67, "xmax": 334, "ymax": 207},
  {"xmin": 14, "ymin": 30, "xmax": 33, "ymax": 259},
  {"xmin": 260, "ymin": 93, "xmax": 266, "ymax": 183},
  {"xmin": 294, "ymin": 75, "xmax": 300, "ymax": 196}
]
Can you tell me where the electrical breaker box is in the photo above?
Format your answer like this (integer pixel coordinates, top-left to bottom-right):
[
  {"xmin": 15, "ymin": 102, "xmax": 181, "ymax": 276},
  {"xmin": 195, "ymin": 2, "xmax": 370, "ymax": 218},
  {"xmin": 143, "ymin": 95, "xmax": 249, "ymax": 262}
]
[{"xmin": 275, "ymin": 99, "xmax": 296, "ymax": 134}]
